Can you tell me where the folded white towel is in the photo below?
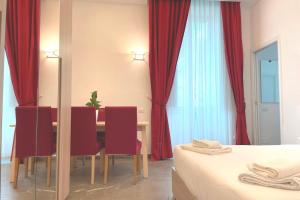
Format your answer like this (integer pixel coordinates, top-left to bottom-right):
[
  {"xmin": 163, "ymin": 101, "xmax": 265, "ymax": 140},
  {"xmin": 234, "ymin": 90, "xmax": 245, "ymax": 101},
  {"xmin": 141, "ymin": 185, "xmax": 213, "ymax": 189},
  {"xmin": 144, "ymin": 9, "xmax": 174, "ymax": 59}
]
[
  {"xmin": 248, "ymin": 159, "xmax": 300, "ymax": 179},
  {"xmin": 181, "ymin": 144, "xmax": 232, "ymax": 155},
  {"xmin": 192, "ymin": 139, "xmax": 222, "ymax": 149},
  {"xmin": 239, "ymin": 173, "xmax": 300, "ymax": 191}
]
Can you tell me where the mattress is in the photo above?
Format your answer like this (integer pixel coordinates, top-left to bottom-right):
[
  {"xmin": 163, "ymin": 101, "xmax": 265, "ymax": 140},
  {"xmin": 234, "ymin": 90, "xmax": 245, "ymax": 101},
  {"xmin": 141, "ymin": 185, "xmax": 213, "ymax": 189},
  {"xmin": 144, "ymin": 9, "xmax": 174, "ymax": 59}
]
[{"xmin": 174, "ymin": 145, "xmax": 300, "ymax": 200}]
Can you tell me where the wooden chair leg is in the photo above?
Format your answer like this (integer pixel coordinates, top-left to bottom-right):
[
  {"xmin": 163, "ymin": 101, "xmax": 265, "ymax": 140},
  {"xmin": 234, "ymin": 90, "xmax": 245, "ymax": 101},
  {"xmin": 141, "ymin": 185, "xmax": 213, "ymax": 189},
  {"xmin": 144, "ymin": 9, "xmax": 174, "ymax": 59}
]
[
  {"xmin": 111, "ymin": 155, "xmax": 115, "ymax": 167},
  {"xmin": 71, "ymin": 156, "xmax": 75, "ymax": 170},
  {"xmin": 47, "ymin": 156, "xmax": 52, "ymax": 187},
  {"xmin": 137, "ymin": 154, "xmax": 141, "ymax": 175},
  {"xmin": 10, "ymin": 137, "xmax": 16, "ymax": 183},
  {"xmin": 81, "ymin": 156, "xmax": 86, "ymax": 167},
  {"xmin": 31, "ymin": 157, "xmax": 35, "ymax": 175},
  {"xmin": 28, "ymin": 157, "xmax": 32, "ymax": 175},
  {"xmin": 132, "ymin": 155, "xmax": 138, "ymax": 184},
  {"xmin": 100, "ymin": 149, "xmax": 105, "ymax": 175},
  {"xmin": 104, "ymin": 155, "xmax": 109, "ymax": 184},
  {"xmin": 24, "ymin": 158, "xmax": 28, "ymax": 178},
  {"xmin": 91, "ymin": 155, "xmax": 96, "ymax": 184},
  {"xmin": 13, "ymin": 158, "xmax": 20, "ymax": 188}
]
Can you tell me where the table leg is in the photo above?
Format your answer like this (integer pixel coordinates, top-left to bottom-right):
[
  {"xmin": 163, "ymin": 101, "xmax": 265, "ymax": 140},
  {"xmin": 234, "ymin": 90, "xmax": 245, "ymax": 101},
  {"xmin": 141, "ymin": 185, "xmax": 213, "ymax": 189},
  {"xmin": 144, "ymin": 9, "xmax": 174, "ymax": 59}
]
[
  {"xmin": 28, "ymin": 157, "xmax": 32, "ymax": 174},
  {"xmin": 24, "ymin": 158, "xmax": 28, "ymax": 178},
  {"xmin": 141, "ymin": 126, "xmax": 148, "ymax": 178},
  {"xmin": 10, "ymin": 136, "xmax": 16, "ymax": 183}
]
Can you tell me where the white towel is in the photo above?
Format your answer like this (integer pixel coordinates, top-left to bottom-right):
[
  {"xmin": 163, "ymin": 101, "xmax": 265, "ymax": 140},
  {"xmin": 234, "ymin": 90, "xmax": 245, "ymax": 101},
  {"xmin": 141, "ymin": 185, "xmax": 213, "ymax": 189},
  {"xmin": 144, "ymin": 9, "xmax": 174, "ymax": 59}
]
[
  {"xmin": 181, "ymin": 144, "xmax": 232, "ymax": 155},
  {"xmin": 248, "ymin": 159, "xmax": 300, "ymax": 179},
  {"xmin": 239, "ymin": 173, "xmax": 300, "ymax": 191},
  {"xmin": 192, "ymin": 139, "xmax": 222, "ymax": 149}
]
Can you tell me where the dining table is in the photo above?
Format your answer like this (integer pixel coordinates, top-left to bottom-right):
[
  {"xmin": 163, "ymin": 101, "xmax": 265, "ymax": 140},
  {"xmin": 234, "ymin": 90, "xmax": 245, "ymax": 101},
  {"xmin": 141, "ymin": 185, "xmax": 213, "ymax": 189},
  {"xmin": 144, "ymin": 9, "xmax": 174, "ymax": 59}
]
[{"xmin": 9, "ymin": 121, "xmax": 149, "ymax": 182}]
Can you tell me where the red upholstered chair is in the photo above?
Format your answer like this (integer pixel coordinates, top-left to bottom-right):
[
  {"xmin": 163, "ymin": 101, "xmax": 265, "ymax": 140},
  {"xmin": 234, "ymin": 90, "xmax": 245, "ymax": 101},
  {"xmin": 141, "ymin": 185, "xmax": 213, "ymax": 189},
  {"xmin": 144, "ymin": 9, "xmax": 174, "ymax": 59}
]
[
  {"xmin": 103, "ymin": 106, "xmax": 141, "ymax": 184},
  {"xmin": 98, "ymin": 107, "xmax": 118, "ymax": 166},
  {"xmin": 14, "ymin": 106, "xmax": 55, "ymax": 188},
  {"xmin": 51, "ymin": 108, "xmax": 57, "ymax": 122},
  {"xmin": 71, "ymin": 106, "xmax": 102, "ymax": 184}
]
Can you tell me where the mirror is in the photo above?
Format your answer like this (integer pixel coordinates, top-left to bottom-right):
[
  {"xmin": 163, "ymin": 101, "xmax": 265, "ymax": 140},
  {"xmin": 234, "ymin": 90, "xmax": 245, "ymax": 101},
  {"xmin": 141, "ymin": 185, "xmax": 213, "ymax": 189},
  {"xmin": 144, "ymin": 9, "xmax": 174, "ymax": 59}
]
[{"xmin": 1, "ymin": 0, "xmax": 59, "ymax": 199}]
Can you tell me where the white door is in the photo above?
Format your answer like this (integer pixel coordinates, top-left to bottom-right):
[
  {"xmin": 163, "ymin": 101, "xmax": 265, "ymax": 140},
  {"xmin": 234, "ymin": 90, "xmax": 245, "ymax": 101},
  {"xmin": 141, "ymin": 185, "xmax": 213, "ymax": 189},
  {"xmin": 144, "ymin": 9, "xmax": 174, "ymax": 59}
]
[{"xmin": 258, "ymin": 60, "xmax": 281, "ymax": 145}]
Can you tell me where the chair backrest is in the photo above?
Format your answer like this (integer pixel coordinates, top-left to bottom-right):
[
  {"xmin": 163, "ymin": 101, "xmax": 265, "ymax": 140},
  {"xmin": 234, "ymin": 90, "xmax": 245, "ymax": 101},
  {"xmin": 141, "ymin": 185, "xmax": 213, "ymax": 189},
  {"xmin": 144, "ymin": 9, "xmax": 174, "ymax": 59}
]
[
  {"xmin": 15, "ymin": 106, "xmax": 54, "ymax": 158},
  {"xmin": 105, "ymin": 106, "xmax": 137, "ymax": 155},
  {"xmin": 71, "ymin": 107, "xmax": 98, "ymax": 156},
  {"xmin": 97, "ymin": 108, "xmax": 105, "ymax": 121},
  {"xmin": 51, "ymin": 108, "xmax": 57, "ymax": 122}
]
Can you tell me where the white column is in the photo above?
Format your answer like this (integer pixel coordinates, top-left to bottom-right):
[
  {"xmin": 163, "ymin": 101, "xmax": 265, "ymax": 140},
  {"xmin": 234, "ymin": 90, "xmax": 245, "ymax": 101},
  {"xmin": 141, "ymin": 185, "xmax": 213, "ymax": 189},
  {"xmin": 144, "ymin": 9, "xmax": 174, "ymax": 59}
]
[
  {"xmin": 0, "ymin": 0, "xmax": 7, "ymax": 166},
  {"xmin": 57, "ymin": 0, "xmax": 72, "ymax": 199}
]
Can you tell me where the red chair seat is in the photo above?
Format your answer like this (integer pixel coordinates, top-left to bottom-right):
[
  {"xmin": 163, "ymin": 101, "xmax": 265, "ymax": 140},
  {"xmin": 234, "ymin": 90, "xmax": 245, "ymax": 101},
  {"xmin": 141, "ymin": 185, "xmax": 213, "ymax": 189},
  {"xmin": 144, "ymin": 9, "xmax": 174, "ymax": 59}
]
[{"xmin": 99, "ymin": 139, "xmax": 139, "ymax": 153}]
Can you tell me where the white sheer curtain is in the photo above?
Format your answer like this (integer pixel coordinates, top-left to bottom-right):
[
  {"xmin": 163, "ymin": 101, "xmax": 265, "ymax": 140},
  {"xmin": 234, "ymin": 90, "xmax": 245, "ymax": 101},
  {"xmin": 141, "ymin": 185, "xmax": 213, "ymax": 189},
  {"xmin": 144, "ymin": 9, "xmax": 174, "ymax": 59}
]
[
  {"xmin": 167, "ymin": 0, "xmax": 235, "ymax": 148},
  {"xmin": 1, "ymin": 53, "xmax": 17, "ymax": 162}
]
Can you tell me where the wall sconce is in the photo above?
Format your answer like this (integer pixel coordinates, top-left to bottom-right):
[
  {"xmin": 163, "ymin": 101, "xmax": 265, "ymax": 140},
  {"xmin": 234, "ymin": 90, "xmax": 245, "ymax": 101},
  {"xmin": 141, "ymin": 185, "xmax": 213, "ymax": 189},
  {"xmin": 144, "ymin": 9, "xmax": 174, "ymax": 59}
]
[
  {"xmin": 45, "ymin": 49, "xmax": 59, "ymax": 58},
  {"xmin": 132, "ymin": 51, "xmax": 145, "ymax": 61}
]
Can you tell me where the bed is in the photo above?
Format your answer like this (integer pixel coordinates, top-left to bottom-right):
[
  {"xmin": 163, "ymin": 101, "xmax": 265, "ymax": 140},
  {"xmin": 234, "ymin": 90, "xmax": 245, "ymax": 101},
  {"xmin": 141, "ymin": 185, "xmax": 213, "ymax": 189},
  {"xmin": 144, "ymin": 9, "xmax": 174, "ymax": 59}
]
[{"xmin": 173, "ymin": 145, "xmax": 300, "ymax": 200}]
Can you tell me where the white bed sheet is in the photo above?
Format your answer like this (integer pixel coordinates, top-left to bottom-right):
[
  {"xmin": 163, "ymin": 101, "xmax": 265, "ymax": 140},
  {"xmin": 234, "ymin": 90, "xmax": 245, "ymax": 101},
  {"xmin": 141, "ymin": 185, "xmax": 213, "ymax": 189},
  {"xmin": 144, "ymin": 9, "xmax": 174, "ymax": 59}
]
[{"xmin": 174, "ymin": 145, "xmax": 300, "ymax": 200}]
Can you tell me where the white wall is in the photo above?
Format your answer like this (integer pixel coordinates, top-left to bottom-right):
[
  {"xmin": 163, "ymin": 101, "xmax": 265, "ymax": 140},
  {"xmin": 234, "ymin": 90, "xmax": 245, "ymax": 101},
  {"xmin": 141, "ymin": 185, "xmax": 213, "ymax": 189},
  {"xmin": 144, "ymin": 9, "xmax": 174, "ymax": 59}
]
[
  {"xmin": 251, "ymin": 0, "xmax": 300, "ymax": 144},
  {"xmin": 241, "ymin": 2, "xmax": 254, "ymax": 143},
  {"xmin": 39, "ymin": 0, "xmax": 59, "ymax": 107},
  {"xmin": 58, "ymin": 0, "xmax": 73, "ymax": 198},
  {"xmin": 0, "ymin": 0, "xmax": 7, "ymax": 160},
  {"xmin": 71, "ymin": 0, "xmax": 150, "ymax": 116},
  {"xmin": 72, "ymin": 0, "xmax": 151, "ymax": 151},
  {"xmin": 39, "ymin": 0, "xmax": 261, "ymax": 151},
  {"xmin": 39, "ymin": 0, "xmax": 151, "ymax": 152}
]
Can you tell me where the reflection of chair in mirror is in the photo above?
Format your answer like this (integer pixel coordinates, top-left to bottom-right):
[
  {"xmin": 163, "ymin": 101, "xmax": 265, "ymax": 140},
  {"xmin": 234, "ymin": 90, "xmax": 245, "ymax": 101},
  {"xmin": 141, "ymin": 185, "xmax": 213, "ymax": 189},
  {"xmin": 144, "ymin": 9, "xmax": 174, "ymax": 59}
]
[
  {"xmin": 103, "ymin": 107, "xmax": 142, "ymax": 184},
  {"xmin": 71, "ymin": 107, "xmax": 103, "ymax": 184},
  {"xmin": 14, "ymin": 106, "xmax": 55, "ymax": 188}
]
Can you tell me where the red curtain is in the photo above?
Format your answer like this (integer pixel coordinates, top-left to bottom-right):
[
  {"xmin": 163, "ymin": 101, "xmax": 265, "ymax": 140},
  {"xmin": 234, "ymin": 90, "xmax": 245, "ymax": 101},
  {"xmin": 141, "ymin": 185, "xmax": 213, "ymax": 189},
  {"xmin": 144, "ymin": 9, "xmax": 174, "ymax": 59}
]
[
  {"xmin": 221, "ymin": 2, "xmax": 250, "ymax": 145},
  {"xmin": 149, "ymin": 0, "xmax": 191, "ymax": 160},
  {"xmin": 5, "ymin": 0, "xmax": 40, "ymax": 106}
]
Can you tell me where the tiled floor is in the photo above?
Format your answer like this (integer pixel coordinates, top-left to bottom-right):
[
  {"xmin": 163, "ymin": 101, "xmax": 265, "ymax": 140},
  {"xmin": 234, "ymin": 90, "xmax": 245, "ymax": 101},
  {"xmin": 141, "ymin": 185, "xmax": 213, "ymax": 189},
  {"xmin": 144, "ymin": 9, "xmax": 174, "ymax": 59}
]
[{"xmin": 1, "ymin": 158, "xmax": 174, "ymax": 200}]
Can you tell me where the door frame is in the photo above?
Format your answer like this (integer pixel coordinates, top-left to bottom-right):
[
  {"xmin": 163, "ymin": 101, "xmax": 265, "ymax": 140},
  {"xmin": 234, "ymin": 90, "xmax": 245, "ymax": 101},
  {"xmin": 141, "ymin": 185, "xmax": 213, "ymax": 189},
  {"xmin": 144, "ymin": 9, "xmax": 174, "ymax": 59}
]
[
  {"xmin": 0, "ymin": 0, "xmax": 7, "ymax": 191},
  {"xmin": 252, "ymin": 38, "xmax": 284, "ymax": 145}
]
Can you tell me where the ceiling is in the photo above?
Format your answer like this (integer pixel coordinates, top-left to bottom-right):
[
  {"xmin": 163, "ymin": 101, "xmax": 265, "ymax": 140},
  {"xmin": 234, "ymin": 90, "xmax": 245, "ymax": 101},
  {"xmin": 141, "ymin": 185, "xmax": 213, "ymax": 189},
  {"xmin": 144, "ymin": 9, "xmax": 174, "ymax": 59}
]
[
  {"xmin": 77, "ymin": 0, "xmax": 147, "ymax": 5},
  {"xmin": 227, "ymin": 0, "xmax": 259, "ymax": 6},
  {"xmin": 81, "ymin": 0, "xmax": 259, "ymax": 6}
]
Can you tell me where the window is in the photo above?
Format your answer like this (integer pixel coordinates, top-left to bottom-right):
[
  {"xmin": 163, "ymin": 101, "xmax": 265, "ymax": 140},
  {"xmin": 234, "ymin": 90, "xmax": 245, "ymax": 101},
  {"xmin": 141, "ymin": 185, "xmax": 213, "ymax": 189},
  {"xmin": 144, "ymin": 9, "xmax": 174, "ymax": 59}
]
[
  {"xmin": 167, "ymin": 0, "xmax": 235, "ymax": 147},
  {"xmin": 1, "ymin": 53, "xmax": 17, "ymax": 163}
]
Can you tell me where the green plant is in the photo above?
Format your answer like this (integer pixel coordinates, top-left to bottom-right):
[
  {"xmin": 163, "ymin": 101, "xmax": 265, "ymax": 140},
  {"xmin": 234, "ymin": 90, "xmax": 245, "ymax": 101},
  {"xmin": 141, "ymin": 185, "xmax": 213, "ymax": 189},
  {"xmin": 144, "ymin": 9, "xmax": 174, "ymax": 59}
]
[{"xmin": 86, "ymin": 90, "xmax": 101, "ymax": 109}]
